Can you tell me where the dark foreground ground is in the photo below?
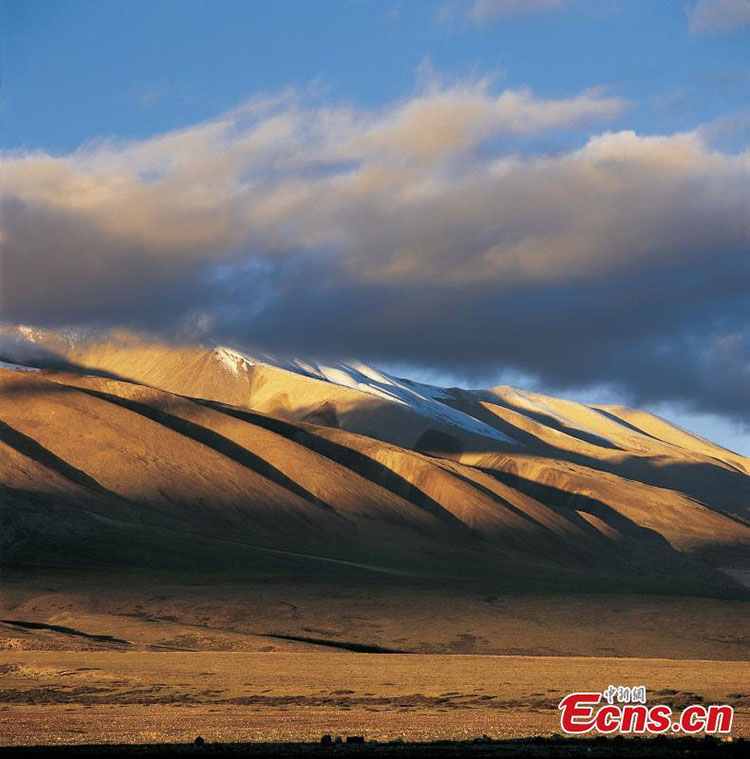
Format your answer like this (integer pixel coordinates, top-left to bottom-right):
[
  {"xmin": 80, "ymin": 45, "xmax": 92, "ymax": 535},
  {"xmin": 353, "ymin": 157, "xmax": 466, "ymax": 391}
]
[{"xmin": 0, "ymin": 737, "xmax": 744, "ymax": 758}]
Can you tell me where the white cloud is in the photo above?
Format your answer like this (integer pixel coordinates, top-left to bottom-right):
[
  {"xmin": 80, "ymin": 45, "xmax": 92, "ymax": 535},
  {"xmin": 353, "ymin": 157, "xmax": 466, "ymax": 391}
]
[
  {"xmin": 436, "ymin": 0, "xmax": 571, "ymax": 25},
  {"xmin": 469, "ymin": 0, "xmax": 568, "ymax": 22},
  {"xmin": 687, "ymin": 0, "xmax": 750, "ymax": 34},
  {"xmin": 1, "ymin": 82, "xmax": 740, "ymax": 299},
  {"xmin": 1, "ymin": 81, "xmax": 628, "ymax": 289}
]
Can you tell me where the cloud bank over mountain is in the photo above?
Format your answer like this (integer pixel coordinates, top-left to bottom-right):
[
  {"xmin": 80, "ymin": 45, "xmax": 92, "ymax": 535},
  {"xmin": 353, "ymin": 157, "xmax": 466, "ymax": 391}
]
[{"xmin": 1, "ymin": 79, "xmax": 747, "ymax": 421}]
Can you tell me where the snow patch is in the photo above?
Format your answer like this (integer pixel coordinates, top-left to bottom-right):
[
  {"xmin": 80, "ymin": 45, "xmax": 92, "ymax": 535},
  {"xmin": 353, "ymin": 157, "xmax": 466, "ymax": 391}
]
[
  {"xmin": 215, "ymin": 345, "xmax": 520, "ymax": 445},
  {"xmin": 215, "ymin": 347, "xmax": 251, "ymax": 376}
]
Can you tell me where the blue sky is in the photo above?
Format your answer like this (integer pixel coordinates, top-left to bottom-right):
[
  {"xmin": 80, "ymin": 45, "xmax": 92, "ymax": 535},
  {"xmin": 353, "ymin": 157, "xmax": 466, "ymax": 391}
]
[
  {"xmin": 1, "ymin": 0, "xmax": 748, "ymax": 452},
  {"xmin": 3, "ymin": 0, "xmax": 747, "ymax": 152}
]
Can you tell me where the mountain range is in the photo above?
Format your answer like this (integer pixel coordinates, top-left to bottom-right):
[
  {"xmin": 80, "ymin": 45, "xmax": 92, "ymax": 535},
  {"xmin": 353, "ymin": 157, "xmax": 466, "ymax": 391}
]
[{"xmin": 1, "ymin": 325, "xmax": 748, "ymax": 597}]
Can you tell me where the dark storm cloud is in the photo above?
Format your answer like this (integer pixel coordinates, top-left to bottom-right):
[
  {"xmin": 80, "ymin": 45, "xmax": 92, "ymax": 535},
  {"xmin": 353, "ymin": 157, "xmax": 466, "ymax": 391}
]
[{"xmin": 212, "ymin": 253, "xmax": 749, "ymax": 421}]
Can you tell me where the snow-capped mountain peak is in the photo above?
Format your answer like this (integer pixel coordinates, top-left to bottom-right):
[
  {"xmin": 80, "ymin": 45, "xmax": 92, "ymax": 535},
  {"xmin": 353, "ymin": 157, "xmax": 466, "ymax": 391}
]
[{"xmin": 214, "ymin": 346, "xmax": 520, "ymax": 445}]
